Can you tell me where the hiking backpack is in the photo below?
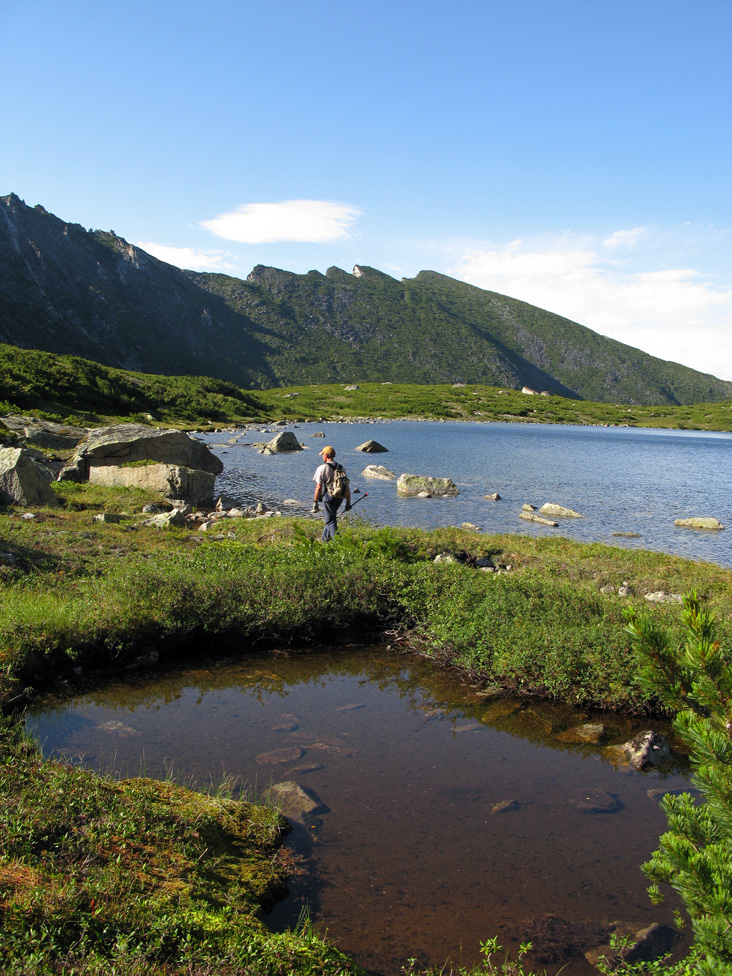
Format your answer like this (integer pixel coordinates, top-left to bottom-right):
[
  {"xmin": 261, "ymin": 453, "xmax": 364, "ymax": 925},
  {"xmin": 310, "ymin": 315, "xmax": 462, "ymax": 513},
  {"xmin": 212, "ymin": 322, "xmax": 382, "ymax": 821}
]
[{"xmin": 326, "ymin": 462, "xmax": 349, "ymax": 500}]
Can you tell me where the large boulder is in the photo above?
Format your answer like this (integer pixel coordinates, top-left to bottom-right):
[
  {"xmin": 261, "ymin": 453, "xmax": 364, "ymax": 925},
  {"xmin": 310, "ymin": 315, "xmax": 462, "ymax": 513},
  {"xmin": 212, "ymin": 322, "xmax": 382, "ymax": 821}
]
[
  {"xmin": 265, "ymin": 431, "xmax": 302, "ymax": 453},
  {"xmin": 0, "ymin": 448, "xmax": 59, "ymax": 507},
  {"xmin": 1, "ymin": 414, "xmax": 87, "ymax": 450},
  {"xmin": 396, "ymin": 473, "xmax": 459, "ymax": 497},
  {"xmin": 58, "ymin": 425, "xmax": 223, "ymax": 482},
  {"xmin": 89, "ymin": 464, "xmax": 216, "ymax": 506}
]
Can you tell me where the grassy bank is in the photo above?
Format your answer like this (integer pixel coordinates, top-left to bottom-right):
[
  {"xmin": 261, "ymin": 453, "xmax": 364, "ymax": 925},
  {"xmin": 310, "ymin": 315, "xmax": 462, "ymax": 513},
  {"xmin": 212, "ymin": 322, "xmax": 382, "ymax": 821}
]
[
  {"xmin": 3, "ymin": 484, "xmax": 732, "ymax": 974},
  {"xmin": 2, "ymin": 343, "xmax": 732, "ymax": 431}
]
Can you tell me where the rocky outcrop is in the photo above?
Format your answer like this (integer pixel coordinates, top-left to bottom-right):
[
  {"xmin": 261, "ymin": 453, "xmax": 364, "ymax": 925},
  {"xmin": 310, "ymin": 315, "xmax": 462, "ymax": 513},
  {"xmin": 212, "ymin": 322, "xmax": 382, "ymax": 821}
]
[
  {"xmin": 59, "ymin": 425, "xmax": 223, "ymax": 482},
  {"xmin": 1, "ymin": 415, "xmax": 86, "ymax": 450},
  {"xmin": 396, "ymin": 473, "xmax": 459, "ymax": 496},
  {"xmin": 89, "ymin": 463, "xmax": 216, "ymax": 506},
  {"xmin": 362, "ymin": 464, "xmax": 396, "ymax": 480},
  {"xmin": 0, "ymin": 447, "xmax": 59, "ymax": 507}
]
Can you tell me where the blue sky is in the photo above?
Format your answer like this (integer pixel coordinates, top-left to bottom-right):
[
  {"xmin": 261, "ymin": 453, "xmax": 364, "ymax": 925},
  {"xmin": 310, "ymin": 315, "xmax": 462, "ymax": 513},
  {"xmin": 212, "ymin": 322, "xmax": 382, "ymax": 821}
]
[{"xmin": 2, "ymin": 0, "xmax": 731, "ymax": 380}]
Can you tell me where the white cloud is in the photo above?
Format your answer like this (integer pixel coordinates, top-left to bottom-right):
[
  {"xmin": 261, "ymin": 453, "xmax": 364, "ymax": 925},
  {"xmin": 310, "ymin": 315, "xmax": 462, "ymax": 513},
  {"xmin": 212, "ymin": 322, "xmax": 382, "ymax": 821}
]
[
  {"xmin": 602, "ymin": 226, "xmax": 647, "ymax": 248},
  {"xmin": 200, "ymin": 199, "xmax": 361, "ymax": 244},
  {"xmin": 449, "ymin": 234, "xmax": 732, "ymax": 381},
  {"xmin": 136, "ymin": 241, "xmax": 235, "ymax": 272}
]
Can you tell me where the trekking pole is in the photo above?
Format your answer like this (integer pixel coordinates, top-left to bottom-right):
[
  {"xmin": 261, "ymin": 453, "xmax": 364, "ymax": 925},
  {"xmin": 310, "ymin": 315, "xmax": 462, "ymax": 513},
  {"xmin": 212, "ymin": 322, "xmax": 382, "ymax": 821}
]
[{"xmin": 342, "ymin": 492, "xmax": 368, "ymax": 517}]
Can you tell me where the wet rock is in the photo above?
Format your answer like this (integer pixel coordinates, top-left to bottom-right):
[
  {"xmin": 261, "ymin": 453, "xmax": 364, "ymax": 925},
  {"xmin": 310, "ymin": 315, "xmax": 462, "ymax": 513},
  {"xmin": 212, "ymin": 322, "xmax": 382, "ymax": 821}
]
[
  {"xmin": 264, "ymin": 431, "xmax": 302, "ymax": 453},
  {"xmin": 606, "ymin": 730, "xmax": 671, "ymax": 770},
  {"xmin": 311, "ymin": 432, "xmax": 326, "ymax": 438},
  {"xmin": 569, "ymin": 788, "xmax": 623, "ymax": 814},
  {"xmin": 337, "ymin": 703, "xmax": 365, "ymax": 712},
  {"xmin": 362, "ymin": 464, "xmax": 397, "ymax": 480},
  {"xmin": 539, "ymin": 503, "xmax": 584, "ymax": 518},
  {"xmin": 272, "ymin": 721, "xmax": 299, "ymax": 732},
  {"xmin": 556, "ymin": 723, "xmax": 606, "ymax": 745},
  {"xmin": 519, "ymin": 512, "xmax": 558, "ymax": 527},
  {"xmin": 674, "ymin": 516, "xmax": 725, "ymax": 530},
  {"xmin": 286, "ymin": 762, "xmax": 324, "ymax": 776},
  {"xmin": 647, "ymin": 786, "xmax": 702, "ymax": 803},
  {"xmin": 522, "ymin": 503, "xmax": 536, "ymax": 512},
  {"xmin": 265, "ymin": 781, "xmax": 326, "ymax": 825},
  {"xmin": 397, "ymin": 473, "xmax": 459, "ymax": 497},
  {"xmin": 612, "ymin": 531, "xmax": 641, "ymax": 538},
  {"xmin": 255, "ymin": 746, "xmax": 305, "ymax": 765},
  {"xmin": 96, "ymin": 720, "xmax": 140, "ymax": 737},
  {"xmin": 454, "ymin": 723, "xmax": 481, "ymax": 734},
  {"xmin": 484, "ymin": 492, "xmax": 501, "ymax": 500},
  {"xmin": 355, "ymin": 440, "xmax": 389, "ymax": 452},
  {"xmin": 491, "ymin": 798, "xmax": 521, "ymax": 815},
  {"xmin": 523, "ymin": 914, "xmax": 610, "ymax": 965},
  {"xmin": 0, "ymin": 447, "xmax": 60, "ymax": 507}
]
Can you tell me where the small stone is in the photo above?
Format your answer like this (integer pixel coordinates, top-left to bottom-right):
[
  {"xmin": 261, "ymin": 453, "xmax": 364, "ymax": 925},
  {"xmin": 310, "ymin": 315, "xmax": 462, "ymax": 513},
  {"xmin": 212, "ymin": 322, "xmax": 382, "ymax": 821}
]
[
  {"xmin": 491, "ymin": 798, "xmax": 521, "ymax": 815},
  {"xmin": 556, "ymin": 723, "xmax": 606, "ymax": 744},
  {"xmin": 93, "ymin": 513, "xmax": 124, "ymax": 524},
  {"xmin": 522, "ymin": 503, "xmax": 536, "ymax": 512},
  {"xmin": 569, "ymin": 788, "xmax": 623, "ymax": 814},
  {"xmin": 484, "ymin": 492, "xmax": 501, "ymax": 501}
]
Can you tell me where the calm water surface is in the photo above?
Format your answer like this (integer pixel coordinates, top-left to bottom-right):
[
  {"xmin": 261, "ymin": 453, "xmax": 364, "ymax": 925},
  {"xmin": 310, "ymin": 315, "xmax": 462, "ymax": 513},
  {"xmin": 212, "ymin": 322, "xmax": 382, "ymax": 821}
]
[
  {"xmin": 28, "ymin": 647, "xmax": 690, "ymax": 975},
  {"xmin": 202, "ymin": 421, "xmax": 732, "ymax": 568}
]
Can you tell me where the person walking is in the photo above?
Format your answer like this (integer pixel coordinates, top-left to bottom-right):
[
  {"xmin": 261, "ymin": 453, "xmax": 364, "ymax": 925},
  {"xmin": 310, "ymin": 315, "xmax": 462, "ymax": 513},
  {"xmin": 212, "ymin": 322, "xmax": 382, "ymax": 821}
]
[{"xmin": 312, "ymin": 445, "xmax": 351, "ymax": 541}]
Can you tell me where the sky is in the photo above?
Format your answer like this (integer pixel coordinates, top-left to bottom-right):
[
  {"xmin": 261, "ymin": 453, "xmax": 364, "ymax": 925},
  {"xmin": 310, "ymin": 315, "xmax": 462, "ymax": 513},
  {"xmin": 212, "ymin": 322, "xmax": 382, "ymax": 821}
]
[{"xmin": 2, "ymin": 0, "xmax": 731, "ymax": 380}]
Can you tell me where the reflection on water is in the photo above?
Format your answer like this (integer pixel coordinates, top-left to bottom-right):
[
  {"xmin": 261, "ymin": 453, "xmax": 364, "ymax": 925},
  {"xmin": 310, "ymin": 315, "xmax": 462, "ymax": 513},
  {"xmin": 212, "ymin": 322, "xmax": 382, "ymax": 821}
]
[
  {"xmin": 203, "ymin": 420, "xmax": 732, "ymax": 567},
  {"xmin": 27, "ymin": 647, "xmax": 691, "ymax": 974}
]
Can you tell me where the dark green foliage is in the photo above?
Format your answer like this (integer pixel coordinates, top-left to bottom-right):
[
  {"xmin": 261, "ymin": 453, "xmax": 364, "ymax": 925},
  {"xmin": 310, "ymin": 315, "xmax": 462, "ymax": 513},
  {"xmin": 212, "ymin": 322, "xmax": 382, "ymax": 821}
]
[
  {"xmin": 3, "ymin": 194, "xmax": 731, "ymax": 406},
  {"xmin": 625, "ymin": 595, "xmax": 732, "ymax": 973}
]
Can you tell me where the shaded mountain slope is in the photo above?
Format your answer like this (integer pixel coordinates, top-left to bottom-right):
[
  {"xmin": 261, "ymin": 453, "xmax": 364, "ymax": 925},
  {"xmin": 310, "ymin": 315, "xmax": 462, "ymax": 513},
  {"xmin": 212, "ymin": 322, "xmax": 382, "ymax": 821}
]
[{"xmin": 2, "ymin": 193, "xmax": 730, "ymax": 405}]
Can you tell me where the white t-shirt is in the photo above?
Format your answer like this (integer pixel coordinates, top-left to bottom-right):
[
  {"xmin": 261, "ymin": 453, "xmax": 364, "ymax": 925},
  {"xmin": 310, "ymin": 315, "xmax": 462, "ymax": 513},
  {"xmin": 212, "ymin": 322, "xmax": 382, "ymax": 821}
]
[{"xmin": 313, "ymin": 461, "xmax": 346, "ymax": 486}]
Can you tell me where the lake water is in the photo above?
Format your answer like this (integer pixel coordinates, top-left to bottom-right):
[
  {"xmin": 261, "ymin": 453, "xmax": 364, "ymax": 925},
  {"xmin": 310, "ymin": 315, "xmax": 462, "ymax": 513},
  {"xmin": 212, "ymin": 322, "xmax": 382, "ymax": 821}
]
[
  {"xmin": 27, "ymin": 646, "xmax": 691, "ymax": 975},
  {"xmin": 202, "ymin": 420, "xmax": 732, "ymax": 568}
]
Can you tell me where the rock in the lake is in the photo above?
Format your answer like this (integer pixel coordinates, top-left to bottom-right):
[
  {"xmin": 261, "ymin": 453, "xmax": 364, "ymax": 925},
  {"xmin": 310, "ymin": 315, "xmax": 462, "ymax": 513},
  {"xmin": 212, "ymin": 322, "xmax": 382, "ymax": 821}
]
[
  {"xmin": 519, "ymin": 512, "xmax": 558, "ymax": 527},
  {"xmin": 556, "ymin": 723, "xmax": 606, "ymax": 744},
  {"xmin": 522, "ymin": 503, "xmax": 536, "ymax": 512},
  {"xmin": 539, "ymin": 503, "xmax": 584, "ymax": 519},
  {"xmin": 491, "ymin": 798, "xmax": 521, "ymax": 815},
  {"xmin": 674, "ymin": 516, "xmax": 725, "ymax": 530},
  {"xmin": 397, "ymin": 473, "xmax": 459, "ymax": 496},
  {"xmin": 362, "ymin": 464, "xmax": 397, "ymax": 480},
  {"xmin": 484, "ymin": 492, "xmax": 502, "ymax": 501},
  {"xmin": 606, "ymin": 730, "xmax": 671, "ymax": 770},
  {"xmin": 265, "ymin": 431, "xmax": 302, "ymax": 453},
  {"xmin": 255, "ymin": 746, "xmax": 305, "ymax": 765},
  {"xmin": 265, "ymin": 780, "xmax": 326, "ymax": 825},
  {"xmin": 355, "ymin": 440, "xmax": 389, "ymax": 453},
  {"xmin": 0, "ymin": 447, "xmax": 59, "ymax": 507},
  {"xmin": 569, "ymin": 788, "xmax": 623, "ymax": 814}
]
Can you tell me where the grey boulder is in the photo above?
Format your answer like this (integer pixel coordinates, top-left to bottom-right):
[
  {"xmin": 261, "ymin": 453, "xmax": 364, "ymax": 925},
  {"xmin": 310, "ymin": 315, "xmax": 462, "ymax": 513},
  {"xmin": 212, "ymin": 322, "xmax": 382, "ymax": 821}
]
[
  {"xmin": 265, "ymin": 431, "xmax": 302, "ymax": 453},
  {"xmin": 397, "ymin": 473, "xmax": 459, "ymax": 496},
  {"xmin": 355, "ymin": 440, "xmax": 389, "ymax": 453},
  {"xmin": 0, "ymin": 447, "xmax": 59, "ymax": 507}
]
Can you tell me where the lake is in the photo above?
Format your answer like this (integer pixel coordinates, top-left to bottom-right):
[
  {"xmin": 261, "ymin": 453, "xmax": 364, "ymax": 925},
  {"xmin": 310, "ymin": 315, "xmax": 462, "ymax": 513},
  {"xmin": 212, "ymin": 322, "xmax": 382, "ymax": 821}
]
[
  {"xmin": 27, "ymin": 646, "xmax": 690, "ymax": 975},
  {"xmin": 201, "ymin": 420, "xmax": 732, "ymax": 567}
]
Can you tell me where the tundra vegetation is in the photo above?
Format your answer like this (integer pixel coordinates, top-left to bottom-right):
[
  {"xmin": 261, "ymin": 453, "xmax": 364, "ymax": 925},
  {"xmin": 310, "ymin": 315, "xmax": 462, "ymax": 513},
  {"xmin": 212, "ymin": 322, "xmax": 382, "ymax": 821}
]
[
  {"xmin": 1, "ymin": 343, "xmax": 732, "ymax": 432},
  {"xmin": 1, "ymin": 478, "xmax": 732, "ymax": 974}
]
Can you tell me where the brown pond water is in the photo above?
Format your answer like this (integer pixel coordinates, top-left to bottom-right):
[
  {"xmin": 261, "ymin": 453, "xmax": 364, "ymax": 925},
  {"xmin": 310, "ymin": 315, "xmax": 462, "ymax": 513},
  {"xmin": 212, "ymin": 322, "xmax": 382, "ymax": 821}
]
[{"xmin": 26, "ymin": 645, "xmax": 691, "ymax": 975}]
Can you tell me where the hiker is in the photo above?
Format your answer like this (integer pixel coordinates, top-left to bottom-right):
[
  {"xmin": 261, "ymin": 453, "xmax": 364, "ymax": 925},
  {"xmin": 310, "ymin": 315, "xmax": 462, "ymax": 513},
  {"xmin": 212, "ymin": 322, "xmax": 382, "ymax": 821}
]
[{"xmin": 312, "ymin": 445, "xmax": 351, "ymax": 541}]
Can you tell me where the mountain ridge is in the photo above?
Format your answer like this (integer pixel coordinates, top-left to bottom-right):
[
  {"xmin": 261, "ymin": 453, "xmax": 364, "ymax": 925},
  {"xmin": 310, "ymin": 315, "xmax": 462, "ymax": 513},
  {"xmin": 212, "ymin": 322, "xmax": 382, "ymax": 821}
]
[{"xmin": 2, "ymin": 192, "xmax": 730, "ymax": 406}]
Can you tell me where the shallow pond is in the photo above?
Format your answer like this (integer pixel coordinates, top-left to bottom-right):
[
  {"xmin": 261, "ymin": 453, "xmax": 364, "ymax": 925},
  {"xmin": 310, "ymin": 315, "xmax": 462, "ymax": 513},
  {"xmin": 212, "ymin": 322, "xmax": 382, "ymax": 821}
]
[{"xmin": 27, "ymin": 646, "xmax": 691, "ymax": 974}]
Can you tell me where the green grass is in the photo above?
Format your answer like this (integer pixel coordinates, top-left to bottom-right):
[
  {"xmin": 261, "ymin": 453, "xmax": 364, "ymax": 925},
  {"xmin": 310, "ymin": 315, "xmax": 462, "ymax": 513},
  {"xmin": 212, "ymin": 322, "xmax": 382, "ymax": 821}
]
[{"xmin": 1, "ymin": 343, "xmax": 731, "ymax": 431}]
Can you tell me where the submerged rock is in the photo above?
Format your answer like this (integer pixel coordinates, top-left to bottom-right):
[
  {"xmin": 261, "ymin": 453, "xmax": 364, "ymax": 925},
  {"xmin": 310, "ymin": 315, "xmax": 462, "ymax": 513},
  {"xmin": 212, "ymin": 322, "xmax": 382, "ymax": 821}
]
[
  {"xmin": 568, "ymin": 788, "xmax": 623, "ymax": 814},
  {"xmin": 362, "ymin": 464, "xmax": 396, "ymax": 480},
  {"xmin": 265, "ymin": 781, "xmax": 326, "ymax": 825},
  {"xmin": 519, "ymin": 511, "xmax": 558, "ymax": 527},
  {"xmin": 255, "ymin": 746, "xmax": 305, "ymax": 765},
  {"xmin": 491, "ymin": 798, "xmax": 521, "ymax": 815},
  {"xmin": 556, "ymin": 723, "xmax": 606, "ymax": 745},
  {"xmin": 605, "ymin": 730, "xmax": 671, "ymax": 770}
]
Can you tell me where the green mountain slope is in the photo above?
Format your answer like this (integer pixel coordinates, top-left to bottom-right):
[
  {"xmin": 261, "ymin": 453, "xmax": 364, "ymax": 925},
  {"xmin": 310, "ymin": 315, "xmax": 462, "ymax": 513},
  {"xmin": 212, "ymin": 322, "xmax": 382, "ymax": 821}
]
[{"xmin": 2, "ymin": 193, "xmax": 731, "ymax": 405}]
